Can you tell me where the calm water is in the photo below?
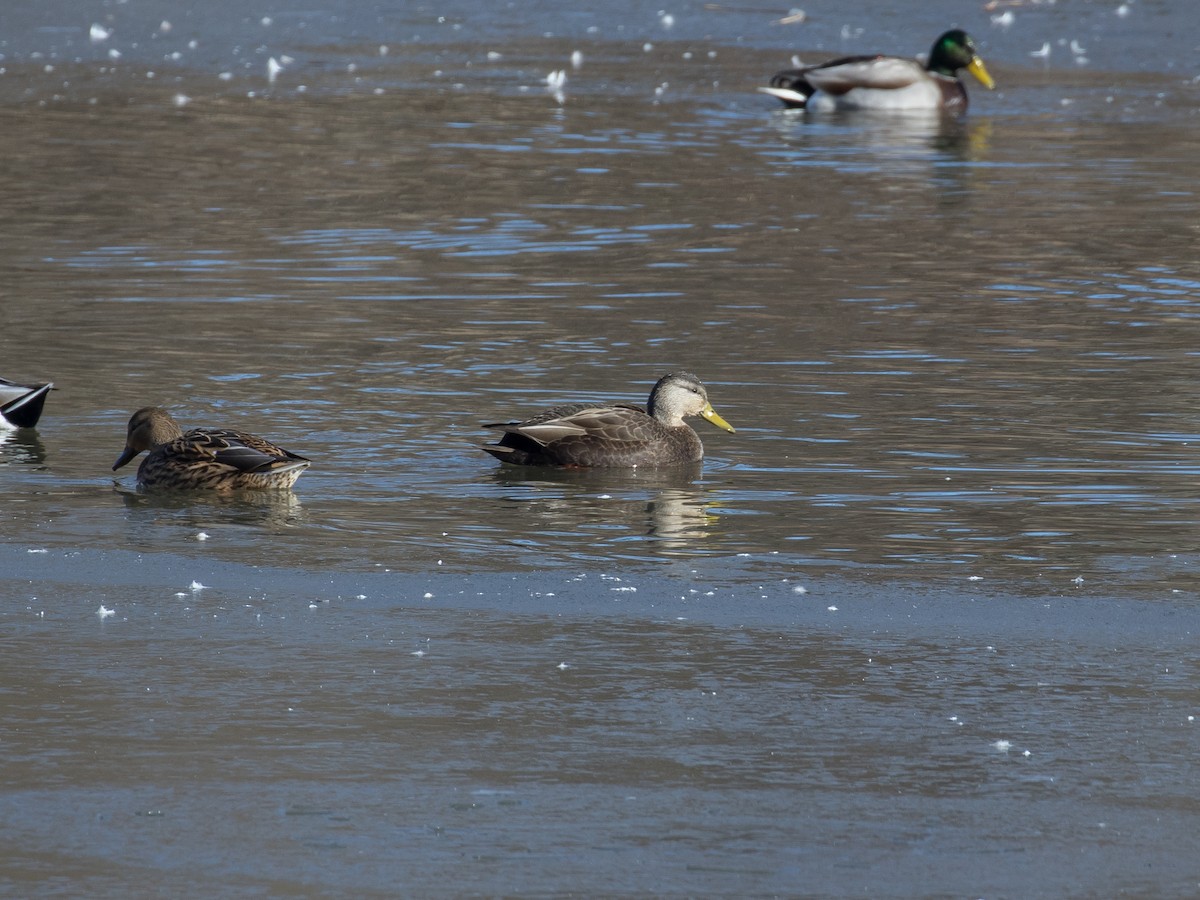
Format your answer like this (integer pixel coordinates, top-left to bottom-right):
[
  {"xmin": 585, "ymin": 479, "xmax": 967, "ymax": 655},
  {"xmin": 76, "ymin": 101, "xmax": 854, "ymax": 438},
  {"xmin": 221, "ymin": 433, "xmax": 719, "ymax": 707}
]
[{"xmin": 3, "ymin": 0, "xmax": 1200, "ymax": 895}]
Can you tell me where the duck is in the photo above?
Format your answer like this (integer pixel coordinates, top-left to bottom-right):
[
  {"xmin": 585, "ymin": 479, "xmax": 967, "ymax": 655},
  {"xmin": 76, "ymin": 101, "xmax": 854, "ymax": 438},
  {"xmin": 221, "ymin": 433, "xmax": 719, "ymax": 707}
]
[
  {"xmin": 760, "ymin": 29, "xmax": 995, "ymax": 112},
  {"xmin": 481, "ymin": 371, "xmax": 735, "ymax": 468},
  {"xmin": 112, "ymin": 406, "xmax": 310, "ymax": 490},
  {"xmin": 0, "ymin": 376, "xmax": 53, "ymax": 429}
]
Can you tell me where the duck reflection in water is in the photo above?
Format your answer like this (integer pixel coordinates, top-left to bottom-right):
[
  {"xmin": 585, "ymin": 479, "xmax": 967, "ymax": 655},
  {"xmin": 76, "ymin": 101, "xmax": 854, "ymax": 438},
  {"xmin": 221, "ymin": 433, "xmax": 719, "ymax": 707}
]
[
  {"xmin": 0, "ymin": 427, "xmax": 49, "ymax": 466},
  {"xmin": 115, "ymin": 481, "xmax": 307, "ymax": 531},
  {"xmin": 490, "ymin": 462, "xmax": 719, "ymax": 552}
]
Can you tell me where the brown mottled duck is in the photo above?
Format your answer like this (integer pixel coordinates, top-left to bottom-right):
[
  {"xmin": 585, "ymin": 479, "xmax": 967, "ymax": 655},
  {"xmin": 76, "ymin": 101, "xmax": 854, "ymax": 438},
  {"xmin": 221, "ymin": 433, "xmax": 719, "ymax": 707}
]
[
  {"xmin": 481, "ymin": 371, "xmax": 734, "ymax": 468},
  {"xmin": 113, "ymin": 406, "xmax": 310, "ymax": 490}
]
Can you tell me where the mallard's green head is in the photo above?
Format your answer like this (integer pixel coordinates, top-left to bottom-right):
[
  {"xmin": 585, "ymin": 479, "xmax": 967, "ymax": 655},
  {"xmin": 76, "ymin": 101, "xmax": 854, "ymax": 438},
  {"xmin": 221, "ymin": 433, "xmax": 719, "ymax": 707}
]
[{"xmin": 929, "ymin": 29, "xmax": 995, "ymax": 90}]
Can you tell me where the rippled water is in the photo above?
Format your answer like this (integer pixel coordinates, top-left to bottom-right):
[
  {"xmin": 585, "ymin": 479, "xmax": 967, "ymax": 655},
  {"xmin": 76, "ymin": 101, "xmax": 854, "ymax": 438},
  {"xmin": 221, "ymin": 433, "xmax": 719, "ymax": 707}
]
[{"xmin": 3, "ymin": 1, "xmax": 1200, "ymax": 895}]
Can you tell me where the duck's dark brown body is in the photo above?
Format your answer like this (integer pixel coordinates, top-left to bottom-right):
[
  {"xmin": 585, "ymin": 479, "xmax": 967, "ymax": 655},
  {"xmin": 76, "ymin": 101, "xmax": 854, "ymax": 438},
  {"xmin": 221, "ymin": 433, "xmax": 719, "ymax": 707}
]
[{"xmin": 481, "ymin": 372, "xmax": 734, "ymax": 469}]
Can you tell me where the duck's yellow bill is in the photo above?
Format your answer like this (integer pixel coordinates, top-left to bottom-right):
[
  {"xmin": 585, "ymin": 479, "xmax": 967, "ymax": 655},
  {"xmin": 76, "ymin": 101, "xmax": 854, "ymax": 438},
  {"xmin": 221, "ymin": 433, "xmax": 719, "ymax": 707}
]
[
  {"xmin": 968, "ymin": 57, "xmax": 995, "ymax": 90},
  {"xmin": 702, "ymin": 404, "xmax": 735, "ymax": 433}
]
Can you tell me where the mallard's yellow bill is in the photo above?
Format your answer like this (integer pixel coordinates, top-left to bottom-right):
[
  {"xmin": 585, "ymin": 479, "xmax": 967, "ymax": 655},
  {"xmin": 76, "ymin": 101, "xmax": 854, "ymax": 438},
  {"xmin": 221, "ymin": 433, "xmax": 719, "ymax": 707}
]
[
  {"xmin": 968, "ymin": 57, "xmax": 995, "ymax": 90},
  {"xmin": 701, "ymin": 404, "xmax": 735, "ymax": 433}
]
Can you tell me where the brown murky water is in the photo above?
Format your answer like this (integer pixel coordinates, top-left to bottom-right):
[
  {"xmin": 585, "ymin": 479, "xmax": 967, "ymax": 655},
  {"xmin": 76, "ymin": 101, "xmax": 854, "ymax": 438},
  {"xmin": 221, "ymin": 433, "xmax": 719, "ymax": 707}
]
[{"xmin": 3, "ymin": 1, "xmax": 1200, "ymax": 895}]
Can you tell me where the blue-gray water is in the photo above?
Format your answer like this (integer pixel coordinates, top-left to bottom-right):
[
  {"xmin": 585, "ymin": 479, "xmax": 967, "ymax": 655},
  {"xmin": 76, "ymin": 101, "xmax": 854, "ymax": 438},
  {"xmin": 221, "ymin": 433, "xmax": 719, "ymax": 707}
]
[{"xmin": 2, "ymin": 1, "xmax": 1200, "ymax": 895}]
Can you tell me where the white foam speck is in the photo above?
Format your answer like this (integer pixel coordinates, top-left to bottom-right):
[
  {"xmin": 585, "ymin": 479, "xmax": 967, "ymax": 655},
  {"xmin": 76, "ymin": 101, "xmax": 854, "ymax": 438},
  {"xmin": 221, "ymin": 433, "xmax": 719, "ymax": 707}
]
[
  {"xmin": 993, "ymin": 740, "xmax": 1012, "ymax": 752},
  {"xmin": 571, "ymin": 50, "xmax": 583, "ymax": 69},
  {"xmin": 27, "ymin": 548, "xmax": 48, "ymax": 554},
  {"xmin": 90, "ymin": 24, "xmax": 112, "ymax": 43},
  {"xmin": 792, "ymin": 585, "xmax": 807, "ymax": 594},
  {"xmin": 267, "ymin": 57, "xmax": 283, "ymax": 84},
  {"xmin": 190, "ymin": 581, "xmax": 207, "ymax": 591},
  {"xmin": 195, "ymin": 529, "xmax": 208, "ymax": 539},
  {"xmin": 826, "ymin": 605, "xmax": 837, "ymax": 611},
  {"xmin": 423, "ymin": 592, "xmax": 434, "ymax": 599},
  {"xmin": 557, "ymin": 662, "xmax": 570, "ymax": 670},
  {"xmin": 97, "ymin": 605, "xmax": 115, "ymax": 619}
]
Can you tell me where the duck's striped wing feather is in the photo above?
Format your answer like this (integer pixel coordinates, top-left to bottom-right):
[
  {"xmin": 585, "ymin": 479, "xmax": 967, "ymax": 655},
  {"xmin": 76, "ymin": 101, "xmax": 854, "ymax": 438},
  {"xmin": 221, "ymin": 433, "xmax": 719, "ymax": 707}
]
[{"xmin": 802, "ymin": 56, "xmax": 925, "ymax": 94}]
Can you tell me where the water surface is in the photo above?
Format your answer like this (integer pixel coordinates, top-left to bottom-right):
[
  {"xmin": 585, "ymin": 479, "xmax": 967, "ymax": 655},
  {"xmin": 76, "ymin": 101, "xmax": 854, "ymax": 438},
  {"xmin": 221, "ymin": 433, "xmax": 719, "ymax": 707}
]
[{"xmin": 3, "ymin": 0, "xmax": 1200, "ymax": 895}]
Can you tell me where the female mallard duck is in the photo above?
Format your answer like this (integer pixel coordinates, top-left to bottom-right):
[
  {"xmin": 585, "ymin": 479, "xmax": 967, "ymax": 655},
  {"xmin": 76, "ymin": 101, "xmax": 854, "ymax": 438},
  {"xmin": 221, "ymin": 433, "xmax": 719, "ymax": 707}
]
[
  {"xmin": 760, "ymin": 29, "xmax": 995, "ymax": 112},
  {"xmin": 112, "ymin": 406, "xmax": 310, "ymax": 490},
  {"xmin": 482, "ymin": 371, "xmax": 735, "ymax": 468},
  {"xmin": 0, "ymin": 376, "xmax": 53, "ymax": 429}
]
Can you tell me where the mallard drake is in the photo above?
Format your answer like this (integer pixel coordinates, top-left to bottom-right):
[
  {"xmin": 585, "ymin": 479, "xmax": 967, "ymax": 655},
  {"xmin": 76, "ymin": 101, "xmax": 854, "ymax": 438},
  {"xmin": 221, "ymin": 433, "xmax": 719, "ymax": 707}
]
[
  {"xmin": 760, "ymin": 29, "xmax": 995, "ymax": 112},
  {"xmin": 0, "ymin": 376, "xmax": 52, "ymax": 429},
  {"xmin": 482, "ymin": 371, "xmax": 735, "ymax": 468},
  {"xmin": 112, "ymin": 406, "xmax": 310, "ymax": 490}
]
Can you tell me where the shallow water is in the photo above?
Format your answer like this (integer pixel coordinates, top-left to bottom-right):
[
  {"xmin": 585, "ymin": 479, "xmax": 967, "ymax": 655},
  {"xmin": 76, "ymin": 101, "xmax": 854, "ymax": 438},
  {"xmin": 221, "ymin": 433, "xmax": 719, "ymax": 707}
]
[{"xmin": 3, "ymin": 1, "xmax": 1200, "ymax": 896}]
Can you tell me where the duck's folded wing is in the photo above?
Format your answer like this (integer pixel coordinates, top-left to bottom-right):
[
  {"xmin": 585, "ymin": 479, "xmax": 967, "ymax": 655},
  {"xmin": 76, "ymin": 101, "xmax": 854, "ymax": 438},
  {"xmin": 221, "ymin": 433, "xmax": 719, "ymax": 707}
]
[
  {"xmin": 185, "ymin": 429, "xmax": 307, "ymax": 472},
  {"xmin": 0, "ymin": 382, "xmax": 51, "ymax": 428},
  {"xmin": 491, "ymin": 404, "xmax": 651, "ymax": 447},
  {"xmin": 803, "ymin": 56, "xmax": 925, "ymax": 94}
]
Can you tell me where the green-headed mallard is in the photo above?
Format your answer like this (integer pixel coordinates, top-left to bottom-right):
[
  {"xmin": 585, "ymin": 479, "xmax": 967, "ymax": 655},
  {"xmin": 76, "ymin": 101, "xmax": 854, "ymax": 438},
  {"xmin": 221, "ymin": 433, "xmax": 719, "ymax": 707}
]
[
  {"xmin": 0, "ymin": 376, "xmax": 52, "ymax": 429},
  {"xmin": 113, "ymin": 406, "xmax": 310, "ymax": 490},
  {"xmin": 482, "ymin": 371, "xmax": 735, "ymax": 468},
  {"xmin": 760, "ymin": 29, "xmax": 995, "ymax": 112}
]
